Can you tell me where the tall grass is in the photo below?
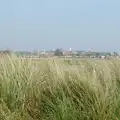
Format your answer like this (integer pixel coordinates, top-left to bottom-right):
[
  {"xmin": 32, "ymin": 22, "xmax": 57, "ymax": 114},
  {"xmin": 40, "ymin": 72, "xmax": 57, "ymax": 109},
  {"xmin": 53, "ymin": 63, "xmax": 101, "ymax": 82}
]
[{"xmin": 0, "ymin": 56, "xmax": 120, "ymax": 120}]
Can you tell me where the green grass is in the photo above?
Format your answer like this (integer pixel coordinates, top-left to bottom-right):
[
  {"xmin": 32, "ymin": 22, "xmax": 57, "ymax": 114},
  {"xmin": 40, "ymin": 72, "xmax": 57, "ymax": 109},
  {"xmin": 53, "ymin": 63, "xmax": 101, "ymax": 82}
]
[{"xmin": 0, "ymin": 56, "xmax": 120, "ymax": 120}]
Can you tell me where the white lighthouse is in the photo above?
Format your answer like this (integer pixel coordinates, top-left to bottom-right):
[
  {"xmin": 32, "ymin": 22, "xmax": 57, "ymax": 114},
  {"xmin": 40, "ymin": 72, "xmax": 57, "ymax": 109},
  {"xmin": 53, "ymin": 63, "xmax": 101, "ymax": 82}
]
[{"xmin": 69, "ymin": 48, "xmax": 72, "ymax": 51}]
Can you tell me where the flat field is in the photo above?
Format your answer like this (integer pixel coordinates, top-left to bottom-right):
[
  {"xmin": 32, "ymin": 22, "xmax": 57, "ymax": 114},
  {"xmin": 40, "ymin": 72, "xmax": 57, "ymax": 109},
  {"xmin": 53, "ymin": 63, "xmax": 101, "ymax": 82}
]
[{"xmin": 0, "ymin": 56, "xmax": 120, "ymax": 120}]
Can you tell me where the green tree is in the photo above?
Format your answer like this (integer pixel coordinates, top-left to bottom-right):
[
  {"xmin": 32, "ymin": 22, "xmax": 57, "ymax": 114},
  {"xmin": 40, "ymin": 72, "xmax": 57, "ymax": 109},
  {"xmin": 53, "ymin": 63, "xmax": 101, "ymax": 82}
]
[
  {"xmin": 113, "ymin": 52, "xmax": 118, "ymax": 56},
  {"xmin": 106, "ymin": 52, "xmax": 111, "ymax": 56},
  {"xmin": 95, "ymin": 52, "xmax": 100, "ymax": 57},
  {"xmin": 54, "ymin": 49, "xmax": 63, "ymax": 56}
]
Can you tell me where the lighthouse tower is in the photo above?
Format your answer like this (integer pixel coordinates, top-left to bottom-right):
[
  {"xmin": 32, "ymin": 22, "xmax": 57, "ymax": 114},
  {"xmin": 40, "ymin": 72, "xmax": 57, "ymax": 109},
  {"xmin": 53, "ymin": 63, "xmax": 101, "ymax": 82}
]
[{"xmin": 69, "ymin": 48, "xmax": 72, "ymax": 56}]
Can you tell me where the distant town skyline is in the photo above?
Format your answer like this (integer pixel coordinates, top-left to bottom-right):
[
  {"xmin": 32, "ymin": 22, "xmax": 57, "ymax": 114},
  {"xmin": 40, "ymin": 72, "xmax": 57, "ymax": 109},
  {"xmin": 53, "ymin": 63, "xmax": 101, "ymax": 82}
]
[{"xmin": 0, "ymin": 0, "xmax": 120, "ymax": 52}]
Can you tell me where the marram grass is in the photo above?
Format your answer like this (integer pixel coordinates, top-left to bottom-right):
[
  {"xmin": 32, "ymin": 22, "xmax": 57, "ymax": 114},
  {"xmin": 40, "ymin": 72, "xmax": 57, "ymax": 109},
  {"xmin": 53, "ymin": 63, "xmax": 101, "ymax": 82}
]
[{"xmin": 0, "ymin": 56, "xmax": 120, "ymax": 120}]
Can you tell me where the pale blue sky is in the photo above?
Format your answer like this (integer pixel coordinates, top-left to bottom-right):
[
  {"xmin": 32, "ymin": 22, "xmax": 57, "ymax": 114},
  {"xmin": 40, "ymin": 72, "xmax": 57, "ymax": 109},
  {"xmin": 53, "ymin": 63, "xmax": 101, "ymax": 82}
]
[{"xmin": 0, "ymin": 0, "xmax": 120, "ymax": 51}]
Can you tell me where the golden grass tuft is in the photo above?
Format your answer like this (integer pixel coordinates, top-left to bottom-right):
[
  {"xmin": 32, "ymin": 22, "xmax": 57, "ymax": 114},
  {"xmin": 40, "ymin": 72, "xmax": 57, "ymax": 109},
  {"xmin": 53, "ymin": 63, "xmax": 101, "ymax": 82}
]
[{"xmin": 0, "ymin": 56, "xmax": 120, "ymax": 120}]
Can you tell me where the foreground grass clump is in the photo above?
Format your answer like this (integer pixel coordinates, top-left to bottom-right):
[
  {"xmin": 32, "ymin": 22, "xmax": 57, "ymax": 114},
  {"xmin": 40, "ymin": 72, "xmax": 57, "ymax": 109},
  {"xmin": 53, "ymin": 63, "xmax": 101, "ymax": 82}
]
[{"xmin": 0, "ymin": 57, "xmax": 120, "ymax": 120}]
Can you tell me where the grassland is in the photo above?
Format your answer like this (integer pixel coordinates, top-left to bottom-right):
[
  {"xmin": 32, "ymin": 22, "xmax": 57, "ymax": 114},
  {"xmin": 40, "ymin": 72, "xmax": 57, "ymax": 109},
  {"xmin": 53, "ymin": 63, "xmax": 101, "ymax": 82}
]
[{"xmin": 0, "ymin": 56, "xmax": 120, "ymax": 120}]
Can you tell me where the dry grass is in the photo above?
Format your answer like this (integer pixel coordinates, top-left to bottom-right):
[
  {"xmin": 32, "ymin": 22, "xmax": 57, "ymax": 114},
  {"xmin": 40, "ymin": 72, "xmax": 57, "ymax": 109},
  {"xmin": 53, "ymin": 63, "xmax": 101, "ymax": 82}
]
[{"xmin": 0, "ymin": 56, "xmax": 120, "ymax": 120}]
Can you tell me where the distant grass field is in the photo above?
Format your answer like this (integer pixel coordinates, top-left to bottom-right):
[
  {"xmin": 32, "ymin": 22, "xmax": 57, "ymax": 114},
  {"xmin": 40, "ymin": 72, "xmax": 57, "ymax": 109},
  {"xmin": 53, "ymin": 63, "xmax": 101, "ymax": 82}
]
[{"xmin": 0, "ymin": 56, "xmax": 120, "ymax": 120}]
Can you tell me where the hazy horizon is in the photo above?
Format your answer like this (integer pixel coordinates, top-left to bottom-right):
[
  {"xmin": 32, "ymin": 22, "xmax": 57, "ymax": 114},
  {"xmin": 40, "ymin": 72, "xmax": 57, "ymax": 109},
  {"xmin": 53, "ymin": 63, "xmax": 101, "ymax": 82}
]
[{"xmin": 0, "ymin": 0, "xmax": 120, "ymax": 52}]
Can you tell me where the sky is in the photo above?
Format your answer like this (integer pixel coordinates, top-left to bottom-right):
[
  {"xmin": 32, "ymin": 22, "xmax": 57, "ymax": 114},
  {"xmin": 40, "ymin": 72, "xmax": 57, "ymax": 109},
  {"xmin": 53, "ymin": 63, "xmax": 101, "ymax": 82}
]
[{"xmin": 0, "ymin": 0, "xmax": 120, "ymax": 52}]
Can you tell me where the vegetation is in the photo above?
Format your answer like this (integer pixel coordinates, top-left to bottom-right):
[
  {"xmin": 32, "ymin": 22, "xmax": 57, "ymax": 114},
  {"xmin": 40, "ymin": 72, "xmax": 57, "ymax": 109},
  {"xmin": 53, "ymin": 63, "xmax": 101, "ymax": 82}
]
[
  {"xmin": 54, "ymin": 48, "xmax": 63, "ymax": 56},
  {"xmin": 1, "ymin": 56, "xmax": 120, "ymax": 120}
]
